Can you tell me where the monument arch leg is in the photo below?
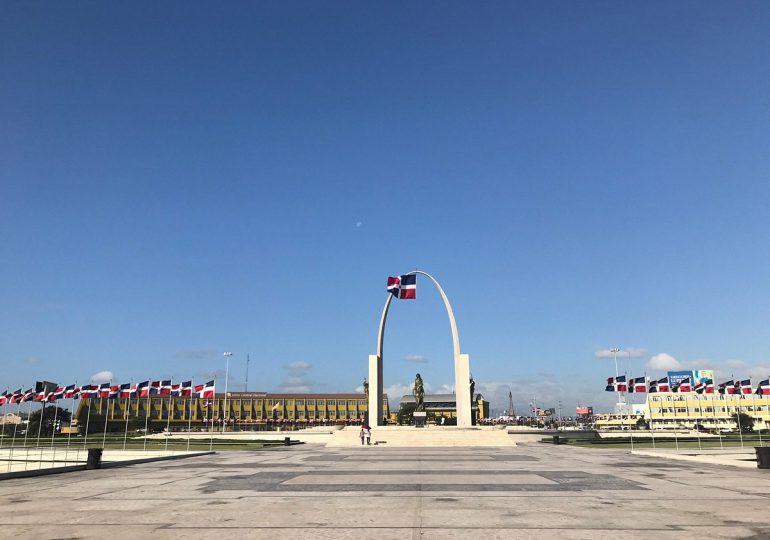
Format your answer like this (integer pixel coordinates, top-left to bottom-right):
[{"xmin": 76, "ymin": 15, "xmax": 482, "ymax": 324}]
[{"xmin": 368, "ymin": 355, "xmax": 383, "ymax": 426}]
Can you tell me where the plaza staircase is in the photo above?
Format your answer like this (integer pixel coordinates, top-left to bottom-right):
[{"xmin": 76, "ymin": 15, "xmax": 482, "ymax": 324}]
[{"xmin": 326, "ymin": 425, "xmax": 516, "ymax": 447}]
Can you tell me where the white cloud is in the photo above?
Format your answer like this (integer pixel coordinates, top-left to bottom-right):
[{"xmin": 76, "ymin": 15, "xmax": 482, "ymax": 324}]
[
  {"xmin": 355, "ymin": 221, "xmax": 363, "ymax": 228},
  {"xmin": 24, "ymin": 356, "xmax": 42, "ymax": 365},
  {"xmin": 748, "ymin": 365, "xmax": 770, "ymax": 380},
  {"xmin": 285, "ymin": 361, "xmax": 311, "ymax": 370},
  {"xmin": 278, "ymin": 361, "xmax": 314, "ymax": 392},
  {"xmin": 594, "ymin": 348, "xmax": 647, "ymax": 359},
  {"xmin": 404, "ymin": 354, "xmax": 428, "ymax": 364},
  {"xmin": 383, "ymin": 383, "xmax": 413, "ymax": 409},
  {"xmin": 647, "ymin": 353, "xmax": 682, "ymax": 371},
  {"xmin": 726, "ymin": 359, "xmax": 747, "ymax": 370},
  {"xmin": 89, "ymin": 371, "xmax": 115, "ymax": 384}
]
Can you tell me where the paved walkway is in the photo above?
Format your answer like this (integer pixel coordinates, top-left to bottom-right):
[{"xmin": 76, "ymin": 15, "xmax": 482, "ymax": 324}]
[{"xmin": 1, "ymin": 444, "xmax": 769, "ymax": 539}]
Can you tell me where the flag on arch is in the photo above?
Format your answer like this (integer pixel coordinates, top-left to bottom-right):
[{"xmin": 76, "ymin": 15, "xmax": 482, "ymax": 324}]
[{"xmin": 387, "ymin": 274, "xmax": 416, "ymax": 299}]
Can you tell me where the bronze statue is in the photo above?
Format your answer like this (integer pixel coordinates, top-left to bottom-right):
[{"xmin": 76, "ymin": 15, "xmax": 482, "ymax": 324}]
[
  {"xmin": 363, "ymin": 378, "xmax": 369, "ymax": 400},
  {"xmin": 469, "ymin": 375, "xmax": 475, "ymax": 403},
  {"xmin": 413, "ymin": 373, "xmax": 425, "ymax": 412}
]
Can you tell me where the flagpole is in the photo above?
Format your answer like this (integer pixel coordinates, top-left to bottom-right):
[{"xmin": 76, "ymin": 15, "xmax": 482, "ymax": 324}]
[
  {"xmin": 752, "ymin": 389, "xmax": 762, "ymax": 446},
  {"xmin": 627, "ymin": 371, "xmax": 634, "ymax": 452},
  {"xmin": 209, "ymin": 377, "xmax": 216, "ymax": 452},
  {"xmin": 712, "ymin": 390, "xmax": 723, "ymax": 449},
  {"xmin": 0, "ymin": 389, "xmax": 6, "ymax": 451},
  {"xmin": 645, "ymin": 374, "xmax": 655, "ymax": 449},
  {"xmin": 47, "ymin": 400, "xmax": 59, "ymax": 469},
  {"xmin": 186, "ymin": 378, "xmax": 194, "ymax": 452},
  {"xmin": 83, "ymin": 394, "xmax": 92, "ymax": 449},
  {"xmin": 733, "ymin": 375, "xmax": 744, "ymax": 449},
  {"xmin": 101, "ymin": 382, "xmax": 111, "ymax": 449},
  {"xmin": 694, "ymin": 386, "xmax": 702, "ymax": 450},
  {"xmin": 64, "ymin": 383, "xmax": 76, "ymax": 466},
  {"xmin": 123, "ymin": 383, "xmax": 131, "ymax": 451},
  {"xmin": 6, "ymin": 401, "xmax": 21, "ymax": 472},
  {"xmin": 143, "ymin": 381, "xmax": 151, "ymax": 452},
  {"xmin": 165, "ymin": 378, "xmax": 173, "ymax": 452},
  {"xmin": 36, "ymin": 398, "xmax": 46, "ymax": 448}
]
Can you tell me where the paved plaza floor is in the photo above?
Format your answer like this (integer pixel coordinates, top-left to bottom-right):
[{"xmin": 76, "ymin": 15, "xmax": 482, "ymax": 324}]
[{"xmin": 1, "ymin": 443, "xmax": 769, "ymax": 539}]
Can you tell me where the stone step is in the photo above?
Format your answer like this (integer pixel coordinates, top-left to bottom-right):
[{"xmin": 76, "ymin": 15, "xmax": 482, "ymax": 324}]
[{"xmin": 326, "ymin": 426, "xmax": 516, "ymax": 447}]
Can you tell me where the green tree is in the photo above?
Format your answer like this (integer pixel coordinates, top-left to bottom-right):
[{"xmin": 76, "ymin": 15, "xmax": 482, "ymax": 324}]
[
  {"xmin": 636, "ymin": 417, "xmax": 650, "ymax": 430},
  {"xmin": 27, "ymin": 406, "xmax": 71, "ymax": 437},
  {"xmin": 397, "ymin": 403, "xmax": 416, "ymax": 425},
  {"xmin": 733, "ymin": 412, "xmax": 754, "ymax": 433}
]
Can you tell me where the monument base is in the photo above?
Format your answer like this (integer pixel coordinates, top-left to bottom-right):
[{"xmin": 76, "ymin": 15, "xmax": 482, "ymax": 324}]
[{"xmin": 413, "ymin": 411, "xmax": 427, "ymax": 428}]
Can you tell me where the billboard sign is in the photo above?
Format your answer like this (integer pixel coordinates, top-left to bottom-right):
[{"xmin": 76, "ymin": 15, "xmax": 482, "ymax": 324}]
[
  {"xmin": 576, "ymin": 406, "xmax": 593, "ymax": 416},
  {"xmin": 668, "ymin": 370, "xmax": 694, "ymax": 386},
  {"xmin": 693, "ymin": 370, "xmax": 715, "ymax": 384}
]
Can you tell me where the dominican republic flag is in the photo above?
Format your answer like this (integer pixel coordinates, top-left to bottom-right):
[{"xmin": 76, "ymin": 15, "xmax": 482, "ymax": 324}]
[
  {"xmin": 168, "ymin": 383, "xmax": 181, "ymax": 396},
  {"xmin": 160, "ymin": 380, "xmax": 173, "ymax": 396},
  {"xmin": 648, "ymin": 379, "xmax": 659, "ymax": 393},
  {"xmin": 79, "ymin": 384, "xmax": 95, "ymax": 398},
  {"xmin": 756, "ymin": 379, "xmax": 770, "ymax": 395},
  {"xmin": 739, "ymin": 379, "xmax": 753, "ymax": 395},
  {"xmin": 195, "ymin": 380, "xmax": 215, "ymax": 399},
  {"xmin": 63, "ymin": 385, "xmax": 78, "ymax": 399},
  {"xmin": 672, "ymin": 377, "xmax": 691, "ymax": 393},
  {"xmin": 695, "ymin": 379, "xmax": 715, "ymax": 394},
  {"xmin": 718, "ymin": 380, "xmax": 736, "ymax": 395},
  {"xmin": 180, "ymin": 381, "xmax": 193, "ymax": 397},
  {"xmin": 387, "ymin": 274, "xmax": 416, "ymax": 300},
  {"xmin": 0, "ymin": 391, "xmax": 9, "ymax": 406},
  {"xmin": 119, "ymin": 383, "xmax": 136, "ymax": 399},
  {"xmin": 656, "ymin": 377, "xmax": 670, "ymax": 392},
  {"xmin": 21, "ymin": 389, "xmax": 35, "ymax": 403},
  {"xmin": 605, "ymin": 376, "xmax": 627, "ymax": 392},
  {"xmin": 149, "ymin": 381, "xmax": 162, "ymax": 395},
  {"xmin": 47, "ymin": 387, "xmax": 65, "ymax": 402},
  {"xmin": 137, "ymin": 381, "xmax": 150, "ymax": 397},
  {"xmin": 107, "ymin": 385, "xmax": 120, "ymax": 399},
  {"xmin": 97, "ymin": 383, "xmax": 111, "ymax": 398},
  {"xmin": 628, "ymin": 377, "xmax": 647, "ymax": 393},
  {"xmin": 8, "ymin": 389, "xmax": 22, "ymax": 404}
]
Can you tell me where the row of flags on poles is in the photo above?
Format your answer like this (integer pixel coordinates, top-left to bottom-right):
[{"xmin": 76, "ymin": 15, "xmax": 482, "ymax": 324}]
[
  {"xmin": 605, "ymin": 375, "xmax": 770, "ymax": 395},
  {"xmin": 0, "ymin": 380, "xmax": 215, "ymax": 406}
]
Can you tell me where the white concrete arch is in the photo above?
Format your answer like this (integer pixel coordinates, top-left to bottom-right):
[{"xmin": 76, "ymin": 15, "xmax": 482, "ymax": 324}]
[{"xmin": 368, "ymin": 270, "xmax": 471, "ymax": 427}]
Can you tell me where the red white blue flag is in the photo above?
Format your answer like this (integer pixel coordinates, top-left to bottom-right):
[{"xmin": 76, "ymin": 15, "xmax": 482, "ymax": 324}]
[
  {"xmin": 387, "ymin": 274, "xmax": 416, "ymax": 299},
  {"xmin": 628, "ymin": 377, "xmax": 647, "ymax": 393},
  {"xmin": 757, "ymin": 379, "xmax": 770, "ymax": 395}
]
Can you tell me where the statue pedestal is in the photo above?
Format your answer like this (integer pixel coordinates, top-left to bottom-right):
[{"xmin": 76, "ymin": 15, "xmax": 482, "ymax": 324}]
[{"xmin": 413, "ymin": 411, "xmax": 427, "ymax": 428}]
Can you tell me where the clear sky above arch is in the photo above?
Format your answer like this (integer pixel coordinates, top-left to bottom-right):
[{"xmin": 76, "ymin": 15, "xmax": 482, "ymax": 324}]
[{"xmin": 2, "ymin": 1, "xmax": 769, "ymax": 412}]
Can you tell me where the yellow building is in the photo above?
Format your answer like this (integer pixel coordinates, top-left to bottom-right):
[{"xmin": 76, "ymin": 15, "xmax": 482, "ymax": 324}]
[
  {"xmin": 73, "ymin": 392, "xmax": 390, "ymax": 432},
  {"xmin": 594, "ymin": 393, "xmax": 770, "ymax": 431},
  {"xmin": 647, "ymin": 393, "xmax": 769, "ymax": 431}
]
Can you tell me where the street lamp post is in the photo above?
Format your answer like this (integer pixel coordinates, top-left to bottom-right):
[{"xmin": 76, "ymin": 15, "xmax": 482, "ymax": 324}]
[{"xmin": 223, "ymin": 352, "xmax": 232, "ymax": 433}]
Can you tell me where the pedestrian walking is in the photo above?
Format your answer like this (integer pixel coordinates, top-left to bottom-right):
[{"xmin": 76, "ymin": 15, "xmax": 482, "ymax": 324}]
[
  {"xmin": 359, "ymin": 426, "xmax": 366, "ymax": 445},
  {"xmin": 365, "ymin": 426, "xmax": 372, "ymax": 445}
]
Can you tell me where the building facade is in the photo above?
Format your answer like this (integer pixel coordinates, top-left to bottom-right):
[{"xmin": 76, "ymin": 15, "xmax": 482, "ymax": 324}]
[
  {"xmin": 397, "ymin": 393, "xmax": 490, "ymax": 423},
  {"xmin": 595, "ymin": 393, "xmax": 770, "ymax": 431},
  {"xmin": 72, "ymin": 392, "xmax": 389, "ymax": 432}
]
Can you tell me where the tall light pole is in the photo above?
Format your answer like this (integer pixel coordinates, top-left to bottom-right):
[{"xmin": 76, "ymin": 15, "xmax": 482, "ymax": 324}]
[
  {"xmin": 610, "ymin": 347, "xmax": 625, "ymax": 405},
  {"xmin": 223, "ymin": 352, "xmax": 232, "ymax": 433}
]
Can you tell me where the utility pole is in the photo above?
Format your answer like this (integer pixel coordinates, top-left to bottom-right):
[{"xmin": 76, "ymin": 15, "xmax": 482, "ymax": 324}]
[{"xmin": 245, "ymin": 353, "xmax": 250, "ymax": 392}]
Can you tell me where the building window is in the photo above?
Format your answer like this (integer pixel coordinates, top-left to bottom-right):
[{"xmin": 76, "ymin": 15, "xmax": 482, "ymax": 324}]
[{"xmin": 296, "ymin": 400, "xmax": 304, "ymax": 406}]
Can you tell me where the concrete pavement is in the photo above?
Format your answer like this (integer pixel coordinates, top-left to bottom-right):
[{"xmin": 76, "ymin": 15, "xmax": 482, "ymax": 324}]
[{"xmin": 1, "ymin": 443, "xmax": 769, "ymax": 539}]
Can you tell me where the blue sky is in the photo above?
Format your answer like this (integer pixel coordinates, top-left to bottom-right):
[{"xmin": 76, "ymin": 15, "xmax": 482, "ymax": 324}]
[{"xmin": 2, "ymin": 2, "xmax": 769, "ymax": 413}]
